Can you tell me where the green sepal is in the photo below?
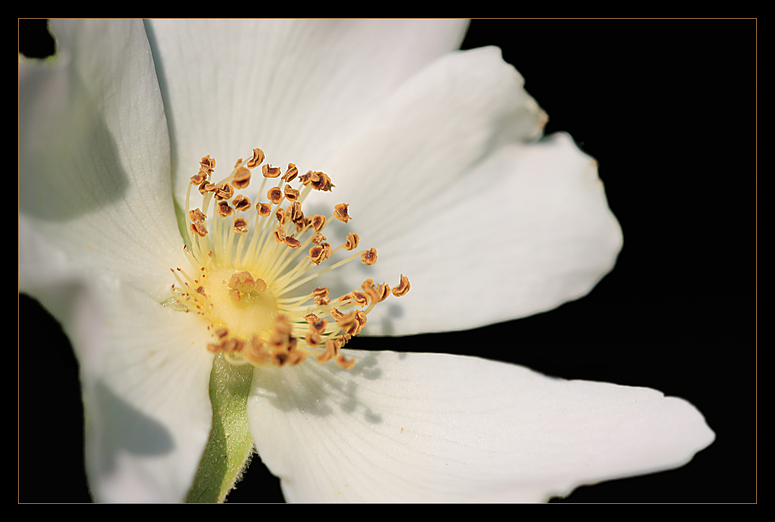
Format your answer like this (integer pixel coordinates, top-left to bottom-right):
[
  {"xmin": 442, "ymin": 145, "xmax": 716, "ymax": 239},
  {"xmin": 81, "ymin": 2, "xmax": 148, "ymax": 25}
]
[{"xmin": 186, "ymin": 353, "xmax": 255, "ymax": 503}]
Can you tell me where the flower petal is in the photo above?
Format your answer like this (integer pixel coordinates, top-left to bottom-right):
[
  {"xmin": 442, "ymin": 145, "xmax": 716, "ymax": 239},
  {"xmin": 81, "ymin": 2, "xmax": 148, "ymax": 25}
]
[
  {"xmin": 304, "ymin": 47, "xmax": 621, "ymax": 334},
  {"xmin": 19, "ymin": 19, "xmax": 184, "ymax": 300},
  {"xmin": 72, "ymin": 281, "xmax": 213, "ymax": 502},
  {"xmin": 247, "ymin": 350, "xmax": 713, "ymax": 502},
  {"xmin": 142, "ymin": 19, "xmax": 469, "ymax": 199},
  {"xmin": 19, "ymin": 20, "xmax": 214, "ymax": 502},
  {"xmin": 366, "ymin": 135, "xmax": 621, "ymax": 335}
]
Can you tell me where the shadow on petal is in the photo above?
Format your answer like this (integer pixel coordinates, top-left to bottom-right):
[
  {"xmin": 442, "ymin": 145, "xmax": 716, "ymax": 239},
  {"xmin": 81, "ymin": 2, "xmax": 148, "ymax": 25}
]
[
  {"xmin": 91, "ymin": 379, "xmax": 175, "ymax": 476},
  {"xmin": 249, "ymin": 350, "xmax": 713, "ymax": 502},
  {"xmin": 252, "ymin": 351, "xmax": 385, "ymax": 427},
  {"xmin": 19, "ymin": 54, "xmax": 129, "ymax": 222}
]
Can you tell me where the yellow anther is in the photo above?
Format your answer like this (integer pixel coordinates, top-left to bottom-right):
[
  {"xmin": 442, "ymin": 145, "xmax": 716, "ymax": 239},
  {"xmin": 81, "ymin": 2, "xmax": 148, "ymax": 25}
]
[
  {"xmin": 215, "ymin": 182, "xmax": 234, "ymax": 201},
  {"xmin": 190, "ymin": 221, "xmax": 208, "ymax": 237},
  {"xmin": 283, "ymin": 184, "xmax": 300, "ymax": 201},
  {"xmin": 217, "ymin": 201, "xmax": 233, "ymax": 217},
  {"xmin": 233, "ymin": 167, "xmax": 251, "ymax": 189},
  {"xmin": 392, "ymin": 274, "xmax": 411, "ymax": 297},
  {"xmin": 361, "ymin": 248, "xmax": 377, "ymax": 265},
  {"xmin": 334, "ymin": 203, "xmax": 350, "ymax": 223},
  {"xmin": 247, "ymin": 148, "xmax": 265, "ymax": 169},
  {"xmin": 233, "ymin": 194, "xmax": 251, "ymax": 212},
  {"xmin": 200, "ymin": 155, "xmax": 215, "ymax": 173},
  {"xmin": 233, "ymin": 218, "xmax": 248, "ymax": 233},
  {"xmin": 343, "ymin": 232, "xmax": 359, "ymax": 251},
  {"xmin": 189, "ymin": 208, "xmax": 206, "ymax": 223},
  {"xmin": 262, "ymin": 164, "xmax": 282, "ymax": 178},
  {"xmin": 282, "ymin": 163, "xmax": 299, "ymax": 182},
  {"xmin": 267, "ymin": 186, "xmax": 283, "ymax": 205}
]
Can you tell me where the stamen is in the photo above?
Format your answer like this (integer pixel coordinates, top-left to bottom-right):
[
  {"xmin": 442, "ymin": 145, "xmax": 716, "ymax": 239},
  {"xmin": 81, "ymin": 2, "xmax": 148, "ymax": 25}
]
[{"xmin": 170, "ymin": 148, "xmax": 410, "ymax": 370}]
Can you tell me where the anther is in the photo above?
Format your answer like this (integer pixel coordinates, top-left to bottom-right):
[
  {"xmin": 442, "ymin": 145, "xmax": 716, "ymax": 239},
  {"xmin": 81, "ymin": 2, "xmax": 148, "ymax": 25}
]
[
  {"xmin": 233, "ymin": 167, "xmax": 251, "ymax": 189},
  {"xmin": 312, "ymin": 287, "xmax": 330, "ymax": 305},
  {"xmin": 247, "ymin": 148, "xmax": 265, "ymax": 169},
  {"xmin": 274, "ymin": 224, "xmax": 286, "ymax": 243},
  {"xmin": 311, "ymin": 172, "xmax": 333, "ymax": 192},
  {"xmin": 300, "ymin": 171, "xmax": 334, "ymax": 192},
  {"xmin": 392, "ymin": 274, "xmax": 411, "ymax": 297},
  {"xmin": 174, "ymin": 147, "xmax": 410, "ymax": 372},
  {"xmin": 309, "ymin": 243, "xmax": 331, "ymax": 265},
  {"xmin": 310, "ymin": 215, "xmax": 326, "ymax": 232},
  {"xmin": 351, "ymin": 291, "xmax": 368, "ymax": 306},
  {"xmin": 189, "ymin": 208, "xmax": 207, "ymax": 223},
  {"xmin": 217, "ymin": 201, "xmax": 233, "ymax": 217},
  {"xmin": 233, "ymin": 194, "xmax": 251, "ymax": 212},
  {"xmin": 190, "ymin": 168, "xmax": 209, "ymax": 185},
  {"xmin": 267, "ymin": 187, "xmax": 283, "ymax": 205},
  {"xmin": 283, "ymin": 235, "xmax": 301, "ymax": 248},
  {"xmin": 288, "ymin": 201, "xmax": 304, "ymax": 224},
  {"xmin": 200, "ymin": 155, "xmax": 215, "ymax": 173},
  {"xmin": 334, "ymin": 203, "xmax": 351, "ymax": 223},
  {"xmin": 308, "ymin": 316, "xmax": 328, "ymax": 334},
  {"xmin": 199, "ymin": 181, "xmax": 216, "ymax": 195},
  {"xmin": 283, "ymin": 184, "xmax": 300, "ymax": 201},
  {"xmin": 343, "ymin": 232, "xmax": 359, "ymax": 251},
  {"xmin": 190, "ymin": 221, "xmax": 208, "ymax": 237},
  {"xmin": 262, "ymin": 164, "xmax": 282, "ymax": 178},
  {"xmin": 361, "ymin": 248, "xmax": 377, "ymax": 265},
  {"xmin": 215, "ymin": 182, "xmax": 234, "ymax": 200},
  {"xmin": 362, "ymin": 279, "xmax": 390, "ymax": 304},
  {"xmin": 282, "ymin": 163, "xmax": 299, "ymax": 182},
  {"xmin": 233, "ymin": 218, "xmax": 248, "ymax": 233}
]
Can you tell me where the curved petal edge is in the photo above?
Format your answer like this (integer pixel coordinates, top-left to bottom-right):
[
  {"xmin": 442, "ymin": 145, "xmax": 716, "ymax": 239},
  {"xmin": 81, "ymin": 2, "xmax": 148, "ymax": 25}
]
[{"xmin": 247, "ymin": 349, "xmax": 713, "ymax": 502}]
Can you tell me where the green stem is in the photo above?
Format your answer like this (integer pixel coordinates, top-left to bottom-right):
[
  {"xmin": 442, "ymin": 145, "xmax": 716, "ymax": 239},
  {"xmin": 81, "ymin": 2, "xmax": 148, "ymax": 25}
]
[{"xmin": 186, "ymin": 353, "xmax": 255, "ymax": 503}]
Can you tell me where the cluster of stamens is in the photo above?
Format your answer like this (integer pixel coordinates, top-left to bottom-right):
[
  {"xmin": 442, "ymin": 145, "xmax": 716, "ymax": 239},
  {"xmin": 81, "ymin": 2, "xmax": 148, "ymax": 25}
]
[{"xmin": 170, "ymin": 148, "xmax": 410, "ymax": 369}]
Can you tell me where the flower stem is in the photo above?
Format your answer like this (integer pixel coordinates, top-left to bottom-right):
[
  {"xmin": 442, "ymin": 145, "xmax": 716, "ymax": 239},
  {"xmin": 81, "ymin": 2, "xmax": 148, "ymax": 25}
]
[{"xmin": 186, "ymin": 353, "xmax": 255, "ymax": 503}]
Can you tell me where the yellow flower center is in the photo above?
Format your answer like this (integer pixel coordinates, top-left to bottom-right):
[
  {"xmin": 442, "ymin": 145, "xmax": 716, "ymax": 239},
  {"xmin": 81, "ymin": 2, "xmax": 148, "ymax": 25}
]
[{"xmin": 169, "ymin": 149, "xmax": 410, "ymax": 369}]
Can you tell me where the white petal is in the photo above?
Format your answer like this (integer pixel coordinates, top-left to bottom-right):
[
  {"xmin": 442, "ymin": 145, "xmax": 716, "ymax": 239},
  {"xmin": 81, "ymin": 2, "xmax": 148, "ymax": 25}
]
[
  {"xmin": 73, "ymin": 281, "xmax": 213, "ymax": 502},
  {"xmin": 19, "ymin": 19, "xmax": 184, "ymax": 300},
  {"xmin": 143, "ymin": 19, "xmax": 469, "ymax": 199},
  {"xmin": 305, "ymin": 47, "xmax": 620, "ymax": 334},
  {"xmin": 370, "ymin": 135, "xmax": 620, "ymax": 334},
  {"xmin": 19, "ymin": 20, "xmax": 214, "ymax": 502},
  {"xmin": 247, "ymin": 350, "xmax": 713, "ymax": 502}
]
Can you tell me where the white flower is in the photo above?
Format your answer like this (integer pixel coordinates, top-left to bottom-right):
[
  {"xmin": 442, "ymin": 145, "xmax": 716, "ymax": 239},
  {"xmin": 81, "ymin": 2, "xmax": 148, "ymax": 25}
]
[{"xmin": 18, "ymin": 19, "xmax": 713, "ymax": 503}]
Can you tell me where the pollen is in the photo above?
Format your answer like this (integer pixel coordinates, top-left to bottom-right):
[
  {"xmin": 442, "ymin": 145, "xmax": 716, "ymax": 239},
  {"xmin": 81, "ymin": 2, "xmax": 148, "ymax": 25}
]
[{"xmin": 170, "ymin": 149, "xmax": 409, "ymax": 369}]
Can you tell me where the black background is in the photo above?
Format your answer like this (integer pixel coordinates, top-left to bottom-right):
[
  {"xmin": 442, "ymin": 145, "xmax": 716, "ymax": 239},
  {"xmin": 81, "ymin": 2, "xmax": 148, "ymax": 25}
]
[{"xmin": 18, "ymin": 19, "xmax": 755, "ymax": 503}]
